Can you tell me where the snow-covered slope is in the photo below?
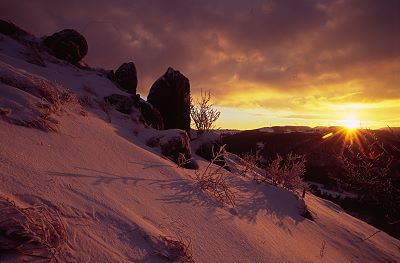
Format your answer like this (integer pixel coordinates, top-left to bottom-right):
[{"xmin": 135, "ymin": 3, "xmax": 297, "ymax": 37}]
[{"xmin": 0, "ymin": 33, "xmax": 399, "ymax": 263}]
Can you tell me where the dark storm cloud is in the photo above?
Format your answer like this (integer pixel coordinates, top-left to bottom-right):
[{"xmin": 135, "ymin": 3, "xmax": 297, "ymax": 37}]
[{"xmin": 0, "ymin": 0, "xmax": 398, "ymax": 105}]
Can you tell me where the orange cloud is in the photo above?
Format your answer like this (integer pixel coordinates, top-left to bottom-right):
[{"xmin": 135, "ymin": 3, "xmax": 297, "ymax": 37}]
[{"xmin": 1, "ymin": 0, "xmax": 398, "ymax": 128}]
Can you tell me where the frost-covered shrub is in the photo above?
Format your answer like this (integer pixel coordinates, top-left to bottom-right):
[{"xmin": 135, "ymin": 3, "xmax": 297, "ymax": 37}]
[
  {"xmin": 195, "ymin": 144, "xmax": 235, "ymax": 206},
  {"xmin": 240, "ymin": 152, "xmax": 259, "ymax": 178},
  {"xmin": 265, "ymin": 153, "xmax": 308, "ymax": 196}
]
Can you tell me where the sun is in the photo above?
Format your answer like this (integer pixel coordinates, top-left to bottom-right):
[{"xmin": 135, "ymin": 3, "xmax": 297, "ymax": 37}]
[
  {"xmin": 344, "ymin": 117, "xmax": 359, "ymax": 130},
  {"xmin": 341, "ymin": 113, "xmax": 360, "ymax": 131},
  {"xmin": 341, "ymin": 115, "xmax": 361, "ymax": 144}
]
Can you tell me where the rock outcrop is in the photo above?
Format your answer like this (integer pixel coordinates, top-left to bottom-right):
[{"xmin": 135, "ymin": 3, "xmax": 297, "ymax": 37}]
[
  {"xmin": 133, "ymin": 96, "xmax": 164, "ymax": 130},
  {"xmin": 104, "ymin": 94, "xmax": 134, "ymax": 115},
  {"xmin": 0, "ymin": 20, "xmax": 45, "ymax": 67},
  {"xmin": 146, "ymin": 129, "xmax": 198, "ymax": 169},
  {"xmin": 147, "ymin": 67, "xmax": 191, "ymax": 133},
  {"xmin": 43, "ymin": 29, "xmax": 88, "ymax": 65},
  {"xmin": 114, "ymin": 62, "xmax": 137, "ymax": 94},
  {"xmin": 103, "ymin": 94, "xmax": 164, "ymax": 129},
  {"xmin": 0, "ymin": 19, "xmax": 31, "ymax": 39}
]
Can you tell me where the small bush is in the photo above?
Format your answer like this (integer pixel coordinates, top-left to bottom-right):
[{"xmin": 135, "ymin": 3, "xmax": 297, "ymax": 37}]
[
  {"xmin": 177, "ymin": 153, "xmax": 194, "ymax": 168},
  {"xmin": 194, "ymin": 144, "xmax": 235, "ymax": 206},
  {"xmin": 265, "ymin": 153, "xmax": 308, "ymax": 197},
  {"xmin": 190, "ymin": 90, "xmax": 220, "ymax": 136},
  {"xmin": 240, "ymin": 152, "xmax": 259, "ymax": 178}
]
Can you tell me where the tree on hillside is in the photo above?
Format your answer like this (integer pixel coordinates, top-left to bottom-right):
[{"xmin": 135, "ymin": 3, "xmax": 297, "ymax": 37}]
[{"xmin": 190, "ymin": 90, "xmax": 220, "ymax": 136}]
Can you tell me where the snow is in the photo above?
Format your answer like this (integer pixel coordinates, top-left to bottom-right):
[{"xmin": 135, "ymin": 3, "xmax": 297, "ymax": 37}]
[
  {"xmin": 258, "ymin": 127, "xmax": 274, "ymax": 133},
  {"xmin": 1, "ymin": 31, "xmax": 399, "ymax": 262},
  {"xmin": 190, "ymin": 131, "xmax": 220, "ymax": 153}
]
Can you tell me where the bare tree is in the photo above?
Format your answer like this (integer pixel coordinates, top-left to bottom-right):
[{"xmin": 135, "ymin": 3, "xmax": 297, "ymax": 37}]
[{"xmin": 190, "ymin": 90, "xmax": 220, "ymax": 136}]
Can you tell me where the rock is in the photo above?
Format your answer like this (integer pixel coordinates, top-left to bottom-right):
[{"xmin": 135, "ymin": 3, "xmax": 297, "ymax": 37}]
[
  {"xmin": 0, "ymin": 20, "xmax": 44, "ymax": 67},
  {"xmin": 43, "ymin": 29, "xmax": 88, "ymax": 64},
  {"xmin": 114, "ymin": 62, "xmax": 137, "ymax": 94},
  {"xmin": 104, "ymin": 94, "xmax": 134, "ymax": 114},
  {"xmin": 0, "ymin": 19, "xmax": 31, "ymax": 38},
  {"xmin": 147, "ymin": 67, "xmax": 191, "ymax": 133},
  {"xmin": 106, "ymin": 70, "xmax": 116, "ymax": 81},
  {"xmin": 103, "ymin": 94, "xmax": 164, "ymax": 129},
  {"xmin": 146, "ymin": 130, "xmax": 198, "ymax": 169},
  {"xmin": 133, "ymin": 95, "xmax": 164, "ymax": 130}
]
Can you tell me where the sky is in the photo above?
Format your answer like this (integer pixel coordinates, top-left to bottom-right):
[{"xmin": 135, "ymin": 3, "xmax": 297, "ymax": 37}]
[{"xmin": 1, "ymin": 0, "xmax": 399, "ymax": 129}]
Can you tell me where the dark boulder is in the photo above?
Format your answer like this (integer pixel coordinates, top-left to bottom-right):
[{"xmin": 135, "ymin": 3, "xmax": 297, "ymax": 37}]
[
  {"xmin": 104, "ymin": 94, "xmax": 134, "ymax": 114},
  {"xmin": 0, "ymin": 19, "xmax": 31, "ymax": 38},
  {"xmin": 147, "ymin": 67, "xmax": 191, "ymax": 133},
  {"xmin": 133, "ymin": 95, "xmax": 164, "ymax": 130},
  {"xmin": 43, "ymin": 29, "xmax": 88, "ymax": 64},
  {"xmin": 114, "ymin": 62, "xmax": 137, "ymax": 94},
  {"xmin": 106, "ymin": 70, "xmax": 116, "ymax": 81},
  {"xmin": 146, "ymin": 130, "xmax": 198, "ymax": 169}
]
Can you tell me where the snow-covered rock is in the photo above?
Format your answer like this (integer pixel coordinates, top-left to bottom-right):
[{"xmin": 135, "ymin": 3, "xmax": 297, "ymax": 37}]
[{"xmin": 146, "ymin": 129, "xmax": 198, "ymax": 169}]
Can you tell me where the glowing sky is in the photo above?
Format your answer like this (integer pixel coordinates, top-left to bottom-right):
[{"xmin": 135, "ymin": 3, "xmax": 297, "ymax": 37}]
[{"xmin": 1, "ymin": 0, "xmax": 399, "ymax": 129}]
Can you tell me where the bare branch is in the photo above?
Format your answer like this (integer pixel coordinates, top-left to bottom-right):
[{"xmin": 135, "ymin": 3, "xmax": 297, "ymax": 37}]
[{"xmin": 190, "ymin": 90, "xmax": 220, "ymax": 136}]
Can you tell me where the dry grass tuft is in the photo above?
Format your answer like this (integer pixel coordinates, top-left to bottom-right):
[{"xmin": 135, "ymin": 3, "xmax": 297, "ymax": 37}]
[
  {"xmin": 27, "ymin": 113, "xmax": 60, "ymax": 132},
  {"xmin": 155, "ymin": 235, "xmax": 195, "ymax": 262},
  {"xmin": 0, "ymin": 197, "xmax": 68, "ymax": 261},
  {"xmin": 0, "ymin": 66, "xmax": 79, "ymax": 132}
]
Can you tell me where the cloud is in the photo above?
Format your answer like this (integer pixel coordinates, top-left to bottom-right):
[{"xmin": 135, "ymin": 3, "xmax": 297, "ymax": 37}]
[{"xmin": 0, "ymin": 0, "xmax": 399, "ymax": 126}]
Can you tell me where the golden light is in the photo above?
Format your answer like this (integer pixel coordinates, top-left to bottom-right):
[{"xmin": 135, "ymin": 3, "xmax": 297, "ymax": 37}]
[
  {"xmin": 322, "ymin": 132, "xmax": 333, "ymax": 139},
  {"xmin": 344, "ymin": 117, "xmax": 359, "ymax": 130},
  {"xmin": 345, "ymin": 119, "xmax": 358, "ymax": 129},
  {"xmin": 340, "ymin": 115, "xmax": 362, "ymax": 146}
]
